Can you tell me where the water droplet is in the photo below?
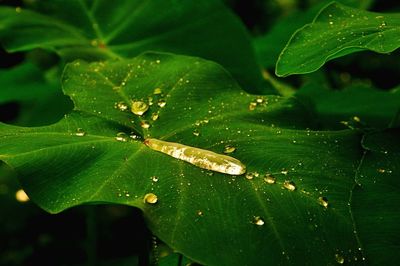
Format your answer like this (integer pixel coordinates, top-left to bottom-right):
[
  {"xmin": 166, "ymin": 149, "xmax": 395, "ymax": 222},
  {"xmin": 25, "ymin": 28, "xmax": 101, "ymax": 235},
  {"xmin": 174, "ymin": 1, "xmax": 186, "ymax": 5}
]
[
  {"xmin": 144, "ymin": 193, "xmax": 158, "ymax": 204},
  {"xmin": 151, "ymin": 176, "xmax": 159, "ymax": 182},
  {"xmin": 157, "ymin": 99, "xmax": 166, "ymax": 108},
  {"xmin": 115, "ymin": 132, "xmax": 128, "ymax": 142},
  {"xmin": 281, "ymin": 169, "xmax": 288, "ymax": 175},
  {"xmin": 223, "ymin": 145, "xmax": 236, "ymax": 154},
  {"xmin": 141, "ymin": 121, "xmax": 150, "ymax": 129},
  {"xmin": 318, "ymin": 197, "xmax": 329, "ymax": 208},
  {"xmin": 329, "ymin": 21, "xmax": 334, "ymax": 25},
  {"xmin": 353, "ymin": 116, "xmax": 361, "ymax": 122},
  {"xmin": 151, "ymin": 113, "xmax": 159, "ymax": 121},
  {"xmin": 283, "ymin": 181, "xmax": 296, "ymax": 191},
  {"xmin": 144, "ymin": 138, "xmax": 246, "ymax": 175},
  {"xmin": 256, "ymin": 97, "xmax": 264, "ymax": 103},
  {"xmin": 245, "ymin": 172, "xmax": 259, "ymax": 180},
  {"xmin": 153, "ymin": 88, "xmax": 162, "ymax": 95},
  {"xmin": 264, "ymin": 174, "xmax": 276, "ymax": 184},
  {"xmin": 197, "ymin": 210, "xmax": 203, "ymax": 216},
  {"xmin": 335, "ymin": 254, "xmax": 345, "ymax": 264},
  {"xmin": 155, "ymin": 60, "xmax": 161, "ymax": 64},
  {"xmin": 75, "ymin": 128, "xmax": 86, "ymax": 137},
  {"xmin": 248, "ymin": 102, "xmax": 257, "ymax": 111},
  {"xmin": 193, "ymin": 129, "xmax": 200, "ymax": 136},
  {"xmin": 253, "ymin": 216, "xmax": 265, "ymax": 226},
  {"xmin": 129, "ymin": 133, "xmax": 140, "ymax": 140},
  {"xmin": 15, "ymin": 6, "xmax": 22, "ymax": 13},
  {"xmin": 114, "ymin": 101, "xmax": 128, "ymax": 111},
  {"xmin": 15, "ymin": 189, "xmax": 29, "ymax": 202},
  {"xmin": 131, "ymin": 101, "xmax": 149, "ymax": 116}
]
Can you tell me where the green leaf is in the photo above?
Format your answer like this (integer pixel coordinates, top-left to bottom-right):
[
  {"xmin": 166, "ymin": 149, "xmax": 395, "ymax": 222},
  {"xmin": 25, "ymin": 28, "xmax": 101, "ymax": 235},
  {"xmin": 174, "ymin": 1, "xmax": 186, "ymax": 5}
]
[
  {"xmin": 296, "ymin": 83, "xmax": 400, "ymax": 129},
  {"xmin": 275, "ymin": 2, "xmax": 400, "ymax": 77},
  {"xmin": 0, "ymin": 53, "xmax": 366, "ymax": 265},
  {"xmin": 0, "ymin": 62, "xmax": 58, "ymax": 103},
  {"xmin": 254, "ymin": 0, "xmax": 373, "ymax": 69},
  {"xmin": 351, "ymin": 129, "xmax": 400, "ymax": 265},
  {"xmin": 0, "ymin": 0, "xmax": 263, "ymax": 91}
]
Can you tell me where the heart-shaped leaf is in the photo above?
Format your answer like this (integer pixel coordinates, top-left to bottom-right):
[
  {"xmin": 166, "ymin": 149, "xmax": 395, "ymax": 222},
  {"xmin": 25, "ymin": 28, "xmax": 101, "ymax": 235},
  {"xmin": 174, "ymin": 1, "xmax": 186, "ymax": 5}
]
[
  {"xmin": 275, "ymin": 2, "xmax": 400, "ymax": 77},
  {"xmin": 0, "ymin": 0, "xmax": 263, "ymax": 90},
  {"xmin": 0, "ymin": 52, "xmax": 368, "ymax": 265}
]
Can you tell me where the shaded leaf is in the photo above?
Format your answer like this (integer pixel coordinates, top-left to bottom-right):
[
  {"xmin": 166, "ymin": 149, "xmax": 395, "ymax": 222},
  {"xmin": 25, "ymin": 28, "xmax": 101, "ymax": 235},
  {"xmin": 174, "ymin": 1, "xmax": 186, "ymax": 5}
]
[
  {"xmin": 0, "ymin": 62, "xmax": 57, "ymax": 103},
  {"xmin": 0, "ymin": 0, "xmax": 263, "ymax": 91},
  {"xmin": 275, "ymin": 2, "xmax": 400, "ymax": 77},
  {"xmin": 296, "ymin": 83, "xmax": 400, "ymax": 129},
  {"xmin": 0, "ymin": 53, "xmax": 365, "ymax": 265},
  {"xmin": 351, "ymin": 129, "xmax": 400, "ymax": 265}
]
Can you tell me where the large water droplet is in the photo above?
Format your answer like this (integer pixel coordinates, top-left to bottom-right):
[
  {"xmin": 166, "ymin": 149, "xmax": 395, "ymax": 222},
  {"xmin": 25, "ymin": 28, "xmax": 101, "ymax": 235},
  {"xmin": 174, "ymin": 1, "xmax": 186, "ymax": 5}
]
[
  {"xmin": 144, "ymin": 193, "xmax": 158, "ymax": 204},
  {"xmin": 75, "ymin": 128, "xmax": 86, "ymax": 137},
  {"xmin": 223, "ymin": 145, "xmax": 236, "ymax": 154},
  {"xmin": 335, "ymin": 254, "xmax": 345, "ymax": 264},
  {"xmin": 283, "ymin": 181, "xmax": 296, "ymax": 191},
  {"xmin": 131, "ymin": 101, "xmax": 149, "ymax": 116},
  {"xmin": 253, "ymin": 216, "xmax": 265, "ymax": 226},
  {"xmin": 318, "ymin": 197, "xmax": 329, "ymax": 208}
]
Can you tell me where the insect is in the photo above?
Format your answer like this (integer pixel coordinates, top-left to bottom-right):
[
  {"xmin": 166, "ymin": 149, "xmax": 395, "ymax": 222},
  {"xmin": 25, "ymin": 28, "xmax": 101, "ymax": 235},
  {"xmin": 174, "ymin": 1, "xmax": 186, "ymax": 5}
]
[{"xmin": 144, "ymin": 138, "xmax": 246, "ymax": 175}]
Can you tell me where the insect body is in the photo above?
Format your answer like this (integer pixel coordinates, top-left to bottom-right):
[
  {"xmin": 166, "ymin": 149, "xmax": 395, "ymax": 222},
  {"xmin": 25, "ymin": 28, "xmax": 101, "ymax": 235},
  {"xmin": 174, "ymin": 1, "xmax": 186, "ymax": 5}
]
[{"xmin": 144, "ymin": 138, "xmax": 246, "ymax": 175}]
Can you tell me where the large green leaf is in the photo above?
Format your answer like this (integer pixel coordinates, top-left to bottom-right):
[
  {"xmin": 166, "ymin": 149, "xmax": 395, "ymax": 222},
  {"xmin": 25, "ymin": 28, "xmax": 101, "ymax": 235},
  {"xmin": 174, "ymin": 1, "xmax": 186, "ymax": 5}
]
[
  {"xmin": 351, "ymin": 129, "xmax": 400, "ymax": 265},
  {"xmin": 296, "ymin": 83, "xmax": 400, "ymax": 129},
  {"xmin": 275, "ymin": 2, "xmax": 400, "ymax": 77},
  {"xmin": 0, "ymin": 53, "xmax": 367, "ymax": 265},
  {"xmin": 0, "ymin": 0, "xmax": 263, "ymax": 91},
  {"xmin": 253, "ymin": 0, "xmax": 372, "ymax": 69}
]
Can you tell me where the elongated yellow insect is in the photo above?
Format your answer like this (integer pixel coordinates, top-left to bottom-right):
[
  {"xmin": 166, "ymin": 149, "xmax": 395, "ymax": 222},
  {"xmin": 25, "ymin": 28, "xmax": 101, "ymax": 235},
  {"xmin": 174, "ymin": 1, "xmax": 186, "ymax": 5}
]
[{"xmin": 144, "ymin": 138, "xmax": 246, "ymax": 175}]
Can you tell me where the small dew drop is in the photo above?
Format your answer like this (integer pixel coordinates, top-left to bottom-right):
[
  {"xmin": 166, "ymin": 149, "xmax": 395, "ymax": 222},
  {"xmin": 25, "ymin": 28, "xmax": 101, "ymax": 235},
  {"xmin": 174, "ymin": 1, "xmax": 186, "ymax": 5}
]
[
  {"xmin": 253, "ymin": 216, "xmax": 265, "ymax": 226},
  {"xmin": 115, "ymin": 132, "xmax": 128, "ymax": 142},
  {"xmin": 248, "ymin": 102, "xmax": 257, "ymax": 111},
  {"xmin": 353, "ymin": 116, "xmax": 361, "ymax": 122},
  {"xmin": 144, "ymin": 193, "xmax": 158, "ymax": 204},
  {"xmin": 15, "ymin": 6, "xmax": 22, "ymax": 13},
  {"xmin": 158, "ymin": 99, "xmax": 166, "ymax": 108},
  {"xmin": 192, "ymin": 129, "xmax": 200, "ymax": 136},
  {"xmin": 223, "ymin": 145, "xmax": 236, "ymax": 154},
  {"xmin": 153, "ymin": 88, "xmax": 162, "ymax": 94},
  {"xmin": 329, "ymin": 21, "xmax": 334, "ymax": 25},
  {"xmin": 151, "ymin": 113, "xmax": 159, "ymax": 121},
  {"xmin": 75, "ymin": 128, "xmax": 86, "ymax": 137},
  {"xmin": 15, "ymin": 189, "xmax": 29, "ymax": 202},
  {"xmin": 245, "ymin": 172, "xmax": 259, "ymax": 180},
  {"xmin": 114, "ymin": 101, "xmax": 128, "ymax": 111},
  {"xmin": 283, "ymin": 181, "xmax": 296, "ymax": 191},
  {"xmin": 281, "ymin": 169, "xmax": 288, "ymax": 175},
  {"xmin": 141, "ymin": 121, "xmax": 150, "ymax": 129},
  {"xmin": 151, "ymin": 176, "xmax": 159, "ymax": 182},
  {"xmin": 318, "ymin": 196, "xmax": 329, "ymax": 208},
  {"xmin": 264, "ymin": 174, "xmax": 276, "ymax": 184},
  {"xmin": 197, "ymin": 210, "xmax": 203, "ymax": 216},
  {"xmin": 335, "ymin": 254, "xmax": 345, "ymax": 264},
  {"xmin": 256, "ymin": 97, "xmax": 264, "ymax": 103},
  {"xmin": 131, "ymin": 101, "xmax": 149, "ymax": 116}
]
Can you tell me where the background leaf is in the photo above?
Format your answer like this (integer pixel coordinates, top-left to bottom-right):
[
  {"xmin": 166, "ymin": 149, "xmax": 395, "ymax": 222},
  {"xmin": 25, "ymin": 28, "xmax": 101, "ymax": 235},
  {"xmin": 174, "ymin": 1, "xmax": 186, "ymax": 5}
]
[
  {"xmin": 295, "ymin": 83, "xmax": 400, "ymax": 129},
  {"xmin": 351, "ymin": 129, "xmax": 400, "ymax": 265},
  {"xmin": 275, "ymin": 2, "xmax": 400, "ymax": 77},
  {"xmin": 0, "ymin": 52, "xmax": 368, "ymax": 265},
  {"xmin": 0, "ymin": 0, "xmax": 264, "ymax": 91}
]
